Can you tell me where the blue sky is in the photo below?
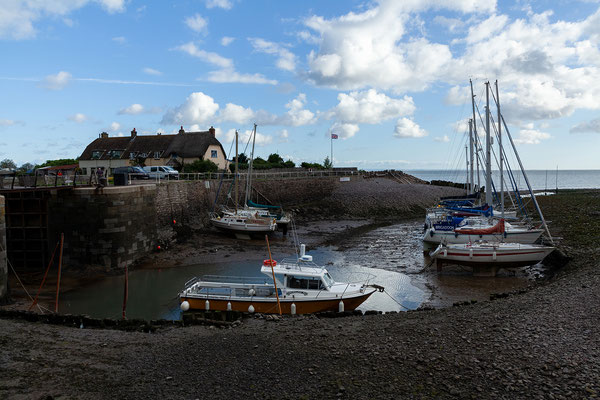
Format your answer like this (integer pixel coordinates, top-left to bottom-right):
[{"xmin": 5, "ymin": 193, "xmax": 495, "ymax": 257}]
[{"xmin": 1, "ymin": 0, "xmax": 600, "ymax": 170}]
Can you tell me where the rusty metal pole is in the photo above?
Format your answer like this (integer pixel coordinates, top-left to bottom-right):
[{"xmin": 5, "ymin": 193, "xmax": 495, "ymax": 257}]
[
  {"xmin": 122, "ymin": 265, "xmax": 128, "ymax": 319},
  {"xmin": 54, "ymin": 233, "xmax": 64, "ymax": 313},
  {"xmin": 265, "ymin": 235, "xmax": 282, "ymax": 315}
]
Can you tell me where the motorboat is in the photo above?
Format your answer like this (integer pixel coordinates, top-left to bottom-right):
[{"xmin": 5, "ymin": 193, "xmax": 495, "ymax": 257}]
[{"xmin": 179, "ymin": 245, "xmax": 382, "ymax": 315}]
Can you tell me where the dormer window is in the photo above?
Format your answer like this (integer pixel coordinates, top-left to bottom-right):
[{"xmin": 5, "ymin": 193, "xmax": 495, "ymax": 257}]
[
  {"xmin": 129, "ymin": 152, "xmax": 136, "ymax": 160},
  {"xmin": 91, "ymin": 151, "xmax": 102, "ymax": 159},
  {"xmin": 109, "ymin": 150, "xmax": 122, "ymax": 159},
  {"xmin": 154, "ymin": 151, "xmax": 161, "ymax": 159}
]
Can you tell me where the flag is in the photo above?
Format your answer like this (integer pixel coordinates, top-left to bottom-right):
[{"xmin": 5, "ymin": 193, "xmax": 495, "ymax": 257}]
[{"xmin": 331, "ymin": 133, "xmax": 338, "ymax": 139}]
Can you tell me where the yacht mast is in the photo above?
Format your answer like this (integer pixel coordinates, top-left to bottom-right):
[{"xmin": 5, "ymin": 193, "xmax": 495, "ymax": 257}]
[
  {"xmin": 485, "ymin": 81, "xmax": 492, "ymax": 206},
  {"xmin": 469, "ymin": 79, "xmax": 480, "ymax": 197},
  {"xmin": 234, "ymin": 130, "xmax": 239, "ymax": 214},
  {"xmin": 465, "ymin": 144, "xmax": 469, "ymax": 194},
  {"xmin": 469, "ymin": 119, "xmax": 474, "ymax": 193},
  {"xmin": 244, "ymin": 124, "xmax": 257, "ymax": 207},
  {"xmin": 496, "ymin": 80, "xmax": 504, "ymax": 218}
]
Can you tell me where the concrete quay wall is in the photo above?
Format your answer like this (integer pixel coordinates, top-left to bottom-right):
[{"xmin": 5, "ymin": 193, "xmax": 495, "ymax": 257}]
[
  {"xmin": 48, "ymin": 185, "xmax": 157, "ymax": 272},
  {"xmin": 0, "ymin": 195, "xmax": 7, "ymax": 302}
]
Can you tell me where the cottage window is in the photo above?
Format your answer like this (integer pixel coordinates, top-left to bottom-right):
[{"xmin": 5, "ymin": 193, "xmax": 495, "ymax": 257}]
[
  {"xmin": 81, "ymin": 168, "xmax": 87, "ymax": 175},
  {"xmin": 91, "ymin": 151, "xmax": 102, "ymax": 159},
  {"xmin": 129, "ymin": 152, "xmax": 136, "ymax": 160},
  {"xmin": 154, "ymin": 151, "xmax": 160, "ymax": 159},
  {"xmin": 110, "ymin": 150, "xmax": 122, "ymax": 159},
  {"xmin": 211, "ymin": 150, "xmax": 218, "ymax": 158}
]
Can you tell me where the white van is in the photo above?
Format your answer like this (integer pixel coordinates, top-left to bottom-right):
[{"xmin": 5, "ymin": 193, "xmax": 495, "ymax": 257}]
[{"xmin": 143, "ymin": 165, "xmax": 179, "ymax": 180}]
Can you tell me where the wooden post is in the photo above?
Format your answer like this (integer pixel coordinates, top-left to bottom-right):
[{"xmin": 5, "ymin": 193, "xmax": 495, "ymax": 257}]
[
  {"xmin": 29, "ymin": 241, "xmax": 60, "ymax": 311},
  {"xmin": 265, "ymin": 235, "xmax": 282, "ymax": 315},
  {"xmin": 54, "ymin": 233, "xmax": 64, "ymax": 313}
]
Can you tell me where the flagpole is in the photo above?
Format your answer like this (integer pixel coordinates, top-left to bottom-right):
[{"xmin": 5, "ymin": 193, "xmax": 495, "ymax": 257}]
[{"xmin": 330, "ymin": 133, "xmax": 333, "ymax": 170}]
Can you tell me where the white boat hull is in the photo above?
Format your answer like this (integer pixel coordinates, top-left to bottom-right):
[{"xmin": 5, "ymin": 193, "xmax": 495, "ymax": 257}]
[
  {"xmin": 423, "ymin": 228, "xmax": 543, "ymax": 244},
  {"xmin": 431, "ymin": 243, "xmax": 554, "ymax": 268},
  {"xmin": 211, "ymin": 216, "xmax": 276, "ymax": 233}
]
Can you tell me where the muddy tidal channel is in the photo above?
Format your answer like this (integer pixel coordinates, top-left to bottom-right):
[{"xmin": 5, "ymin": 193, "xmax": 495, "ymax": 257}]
[{"xmin": 58, "ymin": 220, "xmax": 535, "ymax": 320}]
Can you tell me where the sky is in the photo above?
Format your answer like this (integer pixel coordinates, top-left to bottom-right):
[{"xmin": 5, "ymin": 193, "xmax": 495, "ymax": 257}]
[{"xmin": 1, "ymin": 0, "xmax": 600, "ymax": 171}]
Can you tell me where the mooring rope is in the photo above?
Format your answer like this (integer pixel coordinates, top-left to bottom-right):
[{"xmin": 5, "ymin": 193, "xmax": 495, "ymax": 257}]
[
  {"xmin": 0, "ymin": 242, "xmax": 44, "ymax": 313},
  {"xmin": 382, "ymin": 289, "xmax": 409, "ymax": 310}
]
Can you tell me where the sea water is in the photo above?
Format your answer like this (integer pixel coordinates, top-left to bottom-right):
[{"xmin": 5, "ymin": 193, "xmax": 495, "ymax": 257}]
[{"xmin": 407, "ymin": 169, "xmax": 600, "ymax": 190}]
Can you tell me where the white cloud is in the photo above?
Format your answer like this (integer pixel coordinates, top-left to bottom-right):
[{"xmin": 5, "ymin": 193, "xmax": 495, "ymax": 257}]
[
  {"xmin": 570, "ymin": 118, "xmax": 600, "ymax": 134},
  {"xmin": 0, "ymin": 119, "xmax": 16, "ymax": 127},
  {"xmin": 175, "ymin": 42, "xmax": 233, "ymax": 68},
  {"xmin": 206, "ymin": 0, "xmax": 233, "ymax": 10},
  {"xmin": 112, "ymin": 36, "xmax": 126, "ymax": 44},
  {"xmin": 278, "ymin": 129, "xmax": 289, "ymax": 142},
  {"xmin": 434, "ymin": 135, "xmax": 450, "ymax": 142},
  {"xmin": 68, "ymin": 113, "xmax": 87, "ymax": 123},
  {"xmin": 41, "ymin": 71, "xmax": 71, "ymax": 90},
  {"xmin": 513, "ymin": 128, "xmax": 551, "ymax": 144},
  {"xmin": 277, "ymin": 94, "xmax": 316, "ymax": 126},
  {"xmin": 118, "ymin": 104, "xmax": 144, "ymax": 115},
  {"xmin": 0, "ymin": 1, "xmax": 125, "ymax": 40},
  {"xmin": 161, "ymin": 92, "xmax": 219, "ymax": 125},
  {"xmin": 206, "ymin": 69, "xmax": 277, "ymax": 85},
  {"xmin": 394, "ymin": 118, "xmax": 428, "ymax": 138},
  {"xmin": 185, "ymin": 14, "xmax": 208, "ymax": 34},
  {"xmin": 249, "ymin": 38, "xmax": 296, "ymax": 72},
  {"xmin": 219, "ymin": 103, "xmax": 255, "ymax": 124},
  {"xmin": 222, "ymin": 128, "xmax": 273, "ymax": 146},
  {"xmin": 327, "ymin": 89, "xmax": 415, "ymax": 124},
  {"xmin": 221, "ymin": 36, "xmax": 235, "ymax": 46},
  {"xmin": 329, "ymin": 122, "xmax": 359, "ymax": 139},
  {"xmin": 110, "ymin": 122, "xmax": 121, "ymax": 132},
  {"xmin": 143, "ymin": 67, "xmax": 162, "ymax": 76}
]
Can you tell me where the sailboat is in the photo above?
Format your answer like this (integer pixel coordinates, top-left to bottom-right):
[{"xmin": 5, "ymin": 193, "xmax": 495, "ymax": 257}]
[
  {"xmin": 423, "ymin": 80, "xmax": 549, "ymax": 247},
  {"xmin": 240, "ymin": 124, "xmax": 291, "ymax": 233},
  {"xmin": 427, "ymin": 80, "xmax": 554, "ymax": 271},
  {"xmin": 210, "ymin": 129, "xmax": 277, "ymax": 235}
]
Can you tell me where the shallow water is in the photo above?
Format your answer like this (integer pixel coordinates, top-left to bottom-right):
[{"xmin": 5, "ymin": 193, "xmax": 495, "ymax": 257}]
[{"xmin": 58, "ymin": 220, "xmax": 533, "ymax": 319}]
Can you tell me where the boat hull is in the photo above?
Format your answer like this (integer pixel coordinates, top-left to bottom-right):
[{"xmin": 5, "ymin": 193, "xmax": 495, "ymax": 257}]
[
  {"xmin": 210, "ymin": 217, "xmax": 276, "ymax": 233},
  {"xmin": 423, "ymin": 228, "xmax": 543, "ymax": 245},
  {"xmin": 433, "ymin": 245, "xmax": 554, "ymax": 268},
  {"xmin": 180, "ymin": 290, "xmax": 376, "ymax": 315}
]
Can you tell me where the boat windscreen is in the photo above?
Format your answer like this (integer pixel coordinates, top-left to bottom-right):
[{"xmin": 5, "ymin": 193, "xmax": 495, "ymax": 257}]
[{"xmin": 323, "ymin": 272, "xmax": 334, "ymax": 288}]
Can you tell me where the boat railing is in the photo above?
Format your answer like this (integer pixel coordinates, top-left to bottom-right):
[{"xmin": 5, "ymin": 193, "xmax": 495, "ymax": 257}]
[{"xmin": 277, "ymin": 258, "xmax": 326, "ymax": 272}]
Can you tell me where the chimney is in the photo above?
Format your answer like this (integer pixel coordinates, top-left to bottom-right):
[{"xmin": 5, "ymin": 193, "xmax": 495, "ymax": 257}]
[
  {"xmin": 131, "ymin": 128, "xmax": 137, "ymax": 138},
  {"xmin": 179, "ymin": 125, "xmax": 185, "ymax": 134},
  {"xmin": 209, "ymin": 126, "xmax": 215, "ymax": 137},
  {"xmin": 100, "ymin": 132, "xmax": 109, "ymax": 139}
]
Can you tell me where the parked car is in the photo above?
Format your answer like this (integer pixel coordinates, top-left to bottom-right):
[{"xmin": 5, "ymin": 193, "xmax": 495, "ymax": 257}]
[
  {"xmin": 143, "ymin": 165, "xmax": 179, "ymax": 180},
  {"xmin": 113, "ymin": 166, "xmax": 150, "ymax": 180}
]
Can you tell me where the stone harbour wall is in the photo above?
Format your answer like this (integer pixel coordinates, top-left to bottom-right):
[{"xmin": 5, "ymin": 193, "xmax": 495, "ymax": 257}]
[
  {"xmin": 0, "ymin": 195, "xmax": 7, "ymax": 302},
  {"xmin": 152, "ymin": 177, "xmax": 340, "ymax": 229},
  {"xmin": 48, "ymin": 185, "xmax": 157, "ymax": 271}
]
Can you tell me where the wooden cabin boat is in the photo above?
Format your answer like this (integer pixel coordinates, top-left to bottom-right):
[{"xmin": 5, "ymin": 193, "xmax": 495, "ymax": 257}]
[
  {"xmin": 429, "ymin": 241, "xmax": 554, "ymax": 268},
  {"xmin": 179, "ymin": 245, "xmax": 381, "ymax": 315}
]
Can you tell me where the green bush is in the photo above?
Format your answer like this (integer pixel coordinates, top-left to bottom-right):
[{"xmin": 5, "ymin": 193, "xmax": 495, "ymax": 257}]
[{"xmin": 183, "ymin": 159, "xmax": 219, "ymax": 173}]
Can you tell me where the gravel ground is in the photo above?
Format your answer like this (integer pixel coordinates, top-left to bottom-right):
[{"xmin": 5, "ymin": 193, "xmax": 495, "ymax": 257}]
[{"xmin": 1, "ymin": 188, "xmax": 599, "ymax": 399}]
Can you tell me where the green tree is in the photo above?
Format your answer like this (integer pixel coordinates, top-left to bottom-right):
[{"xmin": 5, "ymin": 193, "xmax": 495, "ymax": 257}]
[
  {"xmin": 323, "ymin": 156, "xmax": 332, "ymax": 169},
  {"xmin": 267, "ymin": 153, "xmax": 284, "ymax": 165},
  {"xmin": 0, "ymin": 159, "xmax": 16, "ymax": 169},
  {"xmin": 237, "ymin": 153, "xmax": 248, "ymax": 165},
  {"xmin": 37, "ymin": 158, "xmax": 78, "ymax": 168},
  {"xmin": 283, "ymin": 160, "xmax": 295, "ymax": 168},
  {"xmin": 184, "ymin": 159, "xmax": 219, "ymax": 173},
  {"xmin": 18, "ymin": 162, "xmax": 35, "ymax": 172}
]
